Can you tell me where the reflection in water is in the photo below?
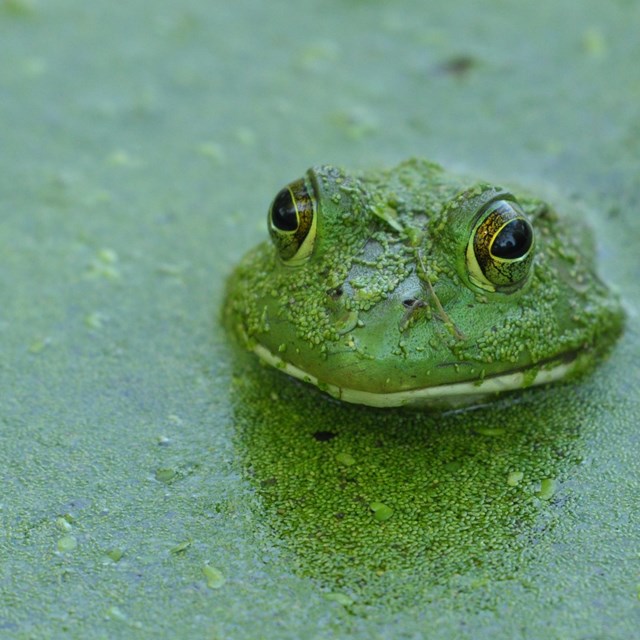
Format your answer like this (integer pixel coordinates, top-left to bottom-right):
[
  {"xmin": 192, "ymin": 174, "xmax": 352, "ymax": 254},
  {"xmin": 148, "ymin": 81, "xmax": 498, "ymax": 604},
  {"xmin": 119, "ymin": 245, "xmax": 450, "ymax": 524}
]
[{"xmin": 231, "ymin": 350, "xmax": 588, "ymax": 611}]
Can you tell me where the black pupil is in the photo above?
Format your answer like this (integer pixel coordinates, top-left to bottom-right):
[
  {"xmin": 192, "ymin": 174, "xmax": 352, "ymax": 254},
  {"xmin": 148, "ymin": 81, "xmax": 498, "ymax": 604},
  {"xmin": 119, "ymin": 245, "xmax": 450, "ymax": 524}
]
[
  {"xmin": 271, "ymin": 188, "xmax": 298, "ymax": 231},
  {"xmin": 492, "ymin": 219, "xmax": 533, "ymax": 259}
]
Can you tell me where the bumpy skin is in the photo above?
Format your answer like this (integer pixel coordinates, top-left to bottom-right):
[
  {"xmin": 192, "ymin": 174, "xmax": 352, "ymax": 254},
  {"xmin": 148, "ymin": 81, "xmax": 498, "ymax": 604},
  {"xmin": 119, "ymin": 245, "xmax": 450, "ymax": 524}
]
[{"xmin": 225, "ymin": 159, "xmax": 624, "ymax": 406}]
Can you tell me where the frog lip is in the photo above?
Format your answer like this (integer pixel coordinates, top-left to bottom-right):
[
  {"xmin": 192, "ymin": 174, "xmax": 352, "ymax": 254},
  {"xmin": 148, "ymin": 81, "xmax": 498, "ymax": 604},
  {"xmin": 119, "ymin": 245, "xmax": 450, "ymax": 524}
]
[
  {"xmin": 434, "ymin": 348, "xmax": 579, "ymax": 373},
  {"xmin": 249, "ymin": 339, "xmax": 586, "ymax": 408}
]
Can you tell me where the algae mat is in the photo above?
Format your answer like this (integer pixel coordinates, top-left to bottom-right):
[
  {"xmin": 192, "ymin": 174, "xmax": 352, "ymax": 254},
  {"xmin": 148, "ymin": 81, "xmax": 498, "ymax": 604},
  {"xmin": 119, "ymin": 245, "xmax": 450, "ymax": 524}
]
[{"xmin": 1, "ymin": 1, "xmax": 639, "ymax": 638}]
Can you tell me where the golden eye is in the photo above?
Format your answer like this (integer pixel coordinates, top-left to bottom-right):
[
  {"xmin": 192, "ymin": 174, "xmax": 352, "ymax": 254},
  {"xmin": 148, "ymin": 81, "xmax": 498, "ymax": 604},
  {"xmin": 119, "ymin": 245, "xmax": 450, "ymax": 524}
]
[
  {"xmin": 268, "ymin": 177, "xmax": 317, "ymax": 265},
  {"xmin": 467, "ymin": 199, "xmax": 535, "ymax": 292}
]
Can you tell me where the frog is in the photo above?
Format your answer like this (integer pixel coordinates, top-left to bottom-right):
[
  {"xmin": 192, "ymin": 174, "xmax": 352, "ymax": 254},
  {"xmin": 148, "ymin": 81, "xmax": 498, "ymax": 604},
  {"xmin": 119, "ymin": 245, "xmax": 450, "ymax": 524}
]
[{"xmin": 224, "ymin": 158, "xmax": 624, "ymax": 408}]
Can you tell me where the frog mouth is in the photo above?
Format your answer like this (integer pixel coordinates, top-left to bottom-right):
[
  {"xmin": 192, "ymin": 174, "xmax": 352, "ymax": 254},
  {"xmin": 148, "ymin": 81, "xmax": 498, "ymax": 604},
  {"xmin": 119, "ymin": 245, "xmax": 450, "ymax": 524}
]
[{"xmin": 250, "ymin": 341, "xmax": 584, "ymax": 408}]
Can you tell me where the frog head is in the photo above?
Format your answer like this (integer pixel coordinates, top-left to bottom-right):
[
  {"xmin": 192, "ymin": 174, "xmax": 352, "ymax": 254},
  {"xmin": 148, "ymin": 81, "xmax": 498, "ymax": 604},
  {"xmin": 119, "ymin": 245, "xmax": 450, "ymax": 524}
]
[{"xmin": 226, "ymin": 159, "xmax": 624, "ymax": 407}]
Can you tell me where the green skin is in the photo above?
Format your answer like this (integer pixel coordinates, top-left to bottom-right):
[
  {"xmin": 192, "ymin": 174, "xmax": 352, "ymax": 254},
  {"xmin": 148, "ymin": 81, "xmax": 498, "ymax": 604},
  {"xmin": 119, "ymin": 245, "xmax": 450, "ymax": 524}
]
[{"xmin": 225, "ymin": 159, "xmax": 624, "ymax": 407}]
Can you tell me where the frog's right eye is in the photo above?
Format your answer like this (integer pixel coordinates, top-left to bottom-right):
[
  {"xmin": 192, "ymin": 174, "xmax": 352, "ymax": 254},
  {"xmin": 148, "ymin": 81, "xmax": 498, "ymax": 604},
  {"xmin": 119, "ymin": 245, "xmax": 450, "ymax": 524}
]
[{"xmin": 268, "ymin": 177, "xmax": 318, "ymax": 265}]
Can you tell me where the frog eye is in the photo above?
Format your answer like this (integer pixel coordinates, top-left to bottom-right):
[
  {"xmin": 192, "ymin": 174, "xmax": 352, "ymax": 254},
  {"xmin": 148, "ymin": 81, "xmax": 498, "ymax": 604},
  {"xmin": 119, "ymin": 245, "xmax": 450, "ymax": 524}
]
[
  {"xmin": 466, "ymin": 199, "xmax": 535, "ymax": 292},
  {"xmin": 268, "ymin": 177, "xmax": 318, "ymax": 265}
]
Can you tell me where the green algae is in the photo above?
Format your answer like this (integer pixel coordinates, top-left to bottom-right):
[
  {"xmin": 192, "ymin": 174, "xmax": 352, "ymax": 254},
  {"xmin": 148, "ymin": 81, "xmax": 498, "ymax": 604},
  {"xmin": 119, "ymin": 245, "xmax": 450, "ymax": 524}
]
[
  {"xmin": 369, "ymin": 502, "xmax": 394, "ymax": 522},
  {"xmin": 336, "ymin": 452, "xmax": 357, "ymax": 467},
  {"xmin": 537, "ymin": 478, "xmax": 557, "ymax": 501},
  {"xmin": 232, "ymin": 352, "xmax": 640, "ymax": 628},
  {"xmin": 1, "ymin": 0, "xmax": 639, "ymax": 638},
  {"xmin": 56, "ymin": 535, "xmax": 78, "ymax": 553},
  {"xmin": 233, "ymin": 361, "xmax": 592, "ymax": 606},
  {"xmin": 507, "ymin": 471, "xmax": 524, "ymax": 487},
  {"xmin": 106, "ymin": 548, "xmax": 125, "ymax": 563},
  {"xmin": 202, "ymin": 565, "xmax": 226, "ymax": 590}
]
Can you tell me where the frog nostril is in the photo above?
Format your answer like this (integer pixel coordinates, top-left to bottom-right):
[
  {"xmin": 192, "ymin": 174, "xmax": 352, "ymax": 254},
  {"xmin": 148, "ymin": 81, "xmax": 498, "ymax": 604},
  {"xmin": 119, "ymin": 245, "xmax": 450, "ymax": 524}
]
[
  {"xmin": 328, "ymin": 286, "xmax": 344, "ymax": 300},
  {"xmin": 402, "ymin": 298, "xmax": 417, "ymax": 308}
]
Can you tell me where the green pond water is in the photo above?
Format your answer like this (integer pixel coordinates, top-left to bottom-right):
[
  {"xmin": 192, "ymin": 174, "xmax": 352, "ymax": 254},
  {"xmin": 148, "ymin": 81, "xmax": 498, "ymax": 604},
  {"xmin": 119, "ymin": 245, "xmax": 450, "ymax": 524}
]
[{"xmin": 1, "ymin": 1, "xmax": 639, "ymax": 638}]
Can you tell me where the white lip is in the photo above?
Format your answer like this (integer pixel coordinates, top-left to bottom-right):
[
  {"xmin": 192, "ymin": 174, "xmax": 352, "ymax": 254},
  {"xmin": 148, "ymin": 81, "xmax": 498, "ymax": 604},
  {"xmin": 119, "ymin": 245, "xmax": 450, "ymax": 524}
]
[{"xmin": 250, "ymin": 341, "xmax": 580, "ymax": 408}]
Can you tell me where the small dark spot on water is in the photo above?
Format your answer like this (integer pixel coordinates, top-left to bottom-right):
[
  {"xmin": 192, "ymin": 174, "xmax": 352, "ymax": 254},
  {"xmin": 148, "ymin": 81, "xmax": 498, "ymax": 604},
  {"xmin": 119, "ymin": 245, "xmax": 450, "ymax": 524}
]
[
  {"xmin": 313, "ymin": 430, "xmax": 337, "ymax": 441},
  {"xmin": 438, "ymin": 54, "xmax": 478, "ymax": 77},
  {"xmin": 608, "ymin": 205, "xmax": 621, "ymax": 219}
]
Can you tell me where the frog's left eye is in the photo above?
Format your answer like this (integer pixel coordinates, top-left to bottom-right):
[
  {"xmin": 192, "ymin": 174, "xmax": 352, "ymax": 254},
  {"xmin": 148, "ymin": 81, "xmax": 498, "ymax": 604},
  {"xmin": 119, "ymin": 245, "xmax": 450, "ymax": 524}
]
[
  {"xmin": 467, "ymin": 199, "xmax": 535, "ymax": 292},
  {"xmin": 268, "ymin": 177, "xmax": 318, "ymax": 265}
]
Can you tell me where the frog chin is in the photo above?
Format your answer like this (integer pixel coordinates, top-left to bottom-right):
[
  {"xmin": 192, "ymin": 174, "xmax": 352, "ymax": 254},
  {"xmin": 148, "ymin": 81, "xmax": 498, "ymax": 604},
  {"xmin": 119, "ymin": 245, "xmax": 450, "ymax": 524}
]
[{"xmin": 250, "ymin": 340, "xmax": 584, "ymax": 408}]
